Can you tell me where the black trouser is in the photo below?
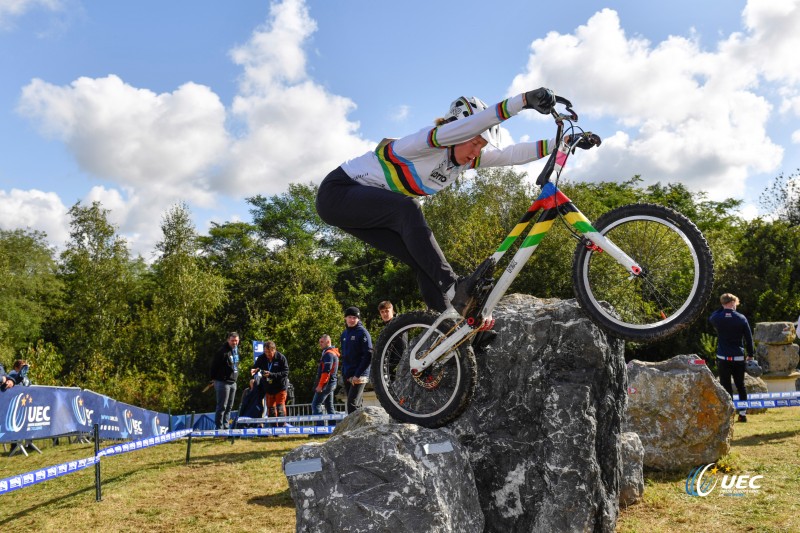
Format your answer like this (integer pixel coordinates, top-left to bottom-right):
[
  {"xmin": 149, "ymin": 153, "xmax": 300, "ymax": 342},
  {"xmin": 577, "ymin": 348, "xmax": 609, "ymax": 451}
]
[
  {"xmin": 316, "ymin": 167, "xmax": 456, "ymax": 311},
  {"xmin": 718, "ymin": 358, "xmax": 747, "ymax": 407},
  {"xmin": 343, "ymin": 379, "xmax": 366, "ymax": 414}
]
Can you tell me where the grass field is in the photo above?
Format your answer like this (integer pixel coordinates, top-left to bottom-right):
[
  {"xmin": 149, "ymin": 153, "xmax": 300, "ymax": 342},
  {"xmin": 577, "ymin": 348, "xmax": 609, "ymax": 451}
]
[{"xmin": 1, "ymin": 408, "xmax": 798, "ymax": 532}]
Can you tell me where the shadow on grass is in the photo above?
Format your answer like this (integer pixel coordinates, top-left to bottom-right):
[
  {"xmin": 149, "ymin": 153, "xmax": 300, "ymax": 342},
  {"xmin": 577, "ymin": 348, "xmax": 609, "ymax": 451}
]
[
  {"xmin": 186, "ymin": 448, "xmax": 289, "ymax": 464},
  {"xmin": 1, "ymin": 459, "xmax": 183, "ymax": 522},
  {"xmin": 642, "ymin": 470, "xmax": 690, "ymax": 483},
  {"xmin": 733, "ymin": 429, "xmax": 800, "ymax": 447},
  {"xmin": 247, "ymin": 488, "xmax": 295, "ymax": 509}
]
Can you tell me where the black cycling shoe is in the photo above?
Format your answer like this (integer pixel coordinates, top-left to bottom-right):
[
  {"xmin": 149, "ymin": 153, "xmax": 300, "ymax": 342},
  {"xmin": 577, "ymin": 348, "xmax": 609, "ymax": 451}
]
[{"xmin": 450, "ymin": 258, "xmax": 496, "ymax": 317}]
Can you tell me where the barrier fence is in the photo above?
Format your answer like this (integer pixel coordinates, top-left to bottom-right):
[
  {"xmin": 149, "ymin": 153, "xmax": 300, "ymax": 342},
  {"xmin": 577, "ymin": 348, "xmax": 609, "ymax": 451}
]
[
  {"xmin": 733, "ymin": 390, "xmax": 800, "ymax": 410},
  {"xmin": 1, "ymin": 410, "xmax": 344, "ymax": 498}
]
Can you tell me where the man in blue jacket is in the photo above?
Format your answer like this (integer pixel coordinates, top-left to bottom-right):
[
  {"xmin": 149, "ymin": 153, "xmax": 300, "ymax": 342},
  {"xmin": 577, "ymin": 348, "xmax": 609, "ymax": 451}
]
[
  {"xmin": 339, "ymin": 307, "xmax": 373, "ymax": 414},
  {"xmin": 709, "ymin": 293, "xmax": 754, "ymax": 423}
]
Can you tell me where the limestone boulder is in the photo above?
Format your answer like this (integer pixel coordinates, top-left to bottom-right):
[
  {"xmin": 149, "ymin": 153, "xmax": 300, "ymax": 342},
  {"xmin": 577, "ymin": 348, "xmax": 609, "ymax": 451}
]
[
  {"xmin": 753, "ymin": 322, "xmax": 795, "ymax": 345},
  {"xmin": 284, "ymin": 295, "xmax": 627, "ymax": 533},
  {"xmin": 619, "ymin": 432, "xmax": 644, "ymax": 506},
  {"xmin": 743, "ymin": 374, "xmax": 769, "ymax": 414},
  {"xmin": 623, "ymin": 355, "xmax": 734, "ymax": 471},
  {"xmin": 283, "ymin": 411, "xmax": 483, "ymax": 533},
  {"xmin": 330, "ymin": 405, "xmax": 391, "ymax": 435},
  {"xmin": 450, "ymin": 295, "xmax": 627, "ymax": 533},
  {"xmin": 755, "ymin": 343, "xmax": 800, "ymax": 375}
]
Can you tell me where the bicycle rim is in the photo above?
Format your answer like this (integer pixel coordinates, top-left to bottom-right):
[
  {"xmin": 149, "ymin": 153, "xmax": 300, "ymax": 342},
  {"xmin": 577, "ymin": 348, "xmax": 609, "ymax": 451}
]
[
  {"xmin": 578, "ymin": 212, "xmax": 704, "ymax": 332},
  {"xmin": 374, "ymin": 316, "xmax": 471, "ymax": 424}
]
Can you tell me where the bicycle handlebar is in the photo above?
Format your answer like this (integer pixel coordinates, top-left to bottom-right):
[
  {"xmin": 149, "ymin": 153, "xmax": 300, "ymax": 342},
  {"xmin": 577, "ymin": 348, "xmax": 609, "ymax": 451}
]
[
  {"xmin": 552, "ymin": 95, "xmax": 578, "ymax": 122},
  {"xmin": 535, "ymin": 94, "xmax": 579, "ymax": 186}
]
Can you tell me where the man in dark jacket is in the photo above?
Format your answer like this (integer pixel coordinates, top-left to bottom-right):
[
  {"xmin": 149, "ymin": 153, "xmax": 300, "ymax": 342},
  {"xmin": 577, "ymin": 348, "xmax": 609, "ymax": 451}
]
[
  {"xmin": 311, "ymin": 334, "xmax": 340, "ymax": 426},
  {"xmin": 709, "ymin": 293, "xmax": 754, "ymax": 423},
  {"xmin": 210, "ymin": 332, "xmax": 240, "ymax": 429},
  {"xmin": 339, "ymin": 306, "xmax": 373, "ymax": 414},
  {"xmin": 252, "ymin": 340, "xmax": 290, "ymax": 423}
]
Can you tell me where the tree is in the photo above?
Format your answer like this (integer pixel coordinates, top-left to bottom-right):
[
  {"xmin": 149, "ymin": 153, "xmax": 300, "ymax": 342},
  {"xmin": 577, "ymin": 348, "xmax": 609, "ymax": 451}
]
[
  {"xmin": 123, "ymin": 203, "xmax": 227, "ymax": 410},
  {"xmin": 55, "ymin": 201, "xmax": 139, "ymax": 391},
  {"xmin": 760, "ymin": 169, "xmax": 800, "ymax": 226},
  {"xmin": 0, "ymin": 229, "xmax": 63, "ymax": 356}
]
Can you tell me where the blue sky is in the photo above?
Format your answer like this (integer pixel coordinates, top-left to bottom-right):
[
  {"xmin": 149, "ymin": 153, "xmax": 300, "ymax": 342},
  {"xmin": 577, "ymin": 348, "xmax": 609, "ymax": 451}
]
[{"xmin": 1, "ymin": 0, "xmax": 799, "ymax": 258}]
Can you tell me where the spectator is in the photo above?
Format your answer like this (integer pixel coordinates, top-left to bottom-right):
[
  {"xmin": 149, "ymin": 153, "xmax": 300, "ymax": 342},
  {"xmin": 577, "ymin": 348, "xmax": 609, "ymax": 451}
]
[
  {"xmin": 378, "ymin": 300, "xmax": 395, "ymax": 324},
  {"xmin": 0, "ymin": 363, "xmax": 15, "ymax": 391},
  {"xmin": 210, "ymin": 332, "xmax": 241, "ymax": 430},
  {"xmin": 8, "ymin": 360, "xmax": 31, "ymax": 386},
  {"xmin": 253, "ymin": 341, "xmax": 290, "ymax": 423},
  {"xmin": 709, "ymin": 293, "xmax": 754, "ymax": 423},
  {"xmin": 340, "ymin": 307, "xmax": 373, "ymax": 414},
  {"xmin": 311, "ymin": 334, "xmax": 340, "ymax": 426}
]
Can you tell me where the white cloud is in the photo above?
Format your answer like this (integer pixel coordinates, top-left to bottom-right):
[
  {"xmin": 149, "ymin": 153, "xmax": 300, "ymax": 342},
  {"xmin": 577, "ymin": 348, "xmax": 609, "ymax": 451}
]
[
  {"xmin": 390, "ymin": 105, "xmax": 410, "ymax": 122},
  {"xmin": 0, "ymin": 188, "xmax": 68, "ymax": 245},
  {"xmin": 0, "ymin": 0, "xmax": 60, "ymax": 27},
  {"xmin": 509, "ymin": 4, "xmax": 793, "ymax": 200},
  {"xmin": 222, "ymin": 0, "xmax": 372, "ymax": 196},
  {"xmin": 14, "ymin": 0, "xmax": 372, "ymax": 256}
]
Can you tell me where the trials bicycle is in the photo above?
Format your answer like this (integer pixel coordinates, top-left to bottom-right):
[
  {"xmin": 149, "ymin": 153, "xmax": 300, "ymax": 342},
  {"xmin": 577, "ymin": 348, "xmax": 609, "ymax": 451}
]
[{"xmin": 370, "ymin": 96, "xmax": 715, "ymax": 428}]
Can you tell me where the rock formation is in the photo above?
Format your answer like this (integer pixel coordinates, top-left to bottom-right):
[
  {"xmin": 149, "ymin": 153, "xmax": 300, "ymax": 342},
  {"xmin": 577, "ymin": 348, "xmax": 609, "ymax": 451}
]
[{"xmin": 623, "ymin": 355, "xmax": 734, "ymax": 471}]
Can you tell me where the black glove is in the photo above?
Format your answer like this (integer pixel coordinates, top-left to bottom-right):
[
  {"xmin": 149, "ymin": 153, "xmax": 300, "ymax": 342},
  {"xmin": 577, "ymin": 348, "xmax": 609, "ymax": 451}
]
[
  {"xmin": 573, "ymin": 132, "xmax": 602, "ymax": 150},
  {"xmin": 523, "ymin": 87, "xmax": 556, "ymax": 114}
]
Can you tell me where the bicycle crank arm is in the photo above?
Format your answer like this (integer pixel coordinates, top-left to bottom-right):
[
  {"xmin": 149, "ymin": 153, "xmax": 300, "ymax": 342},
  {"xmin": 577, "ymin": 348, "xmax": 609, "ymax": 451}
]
[{"xmin": 409, "ymin": 308, "xmax": 472, "ymax": 374}]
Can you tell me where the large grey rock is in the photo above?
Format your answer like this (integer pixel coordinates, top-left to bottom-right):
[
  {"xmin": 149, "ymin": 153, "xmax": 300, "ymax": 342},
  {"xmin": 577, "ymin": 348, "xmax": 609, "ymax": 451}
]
[
  {"xmin": 753, "ymin": 322, "xmax": 795, "ymax": 344},
  {"xmin": 619, "ymin": 432, "xmax": 644, "ymax": 506},
  {"xmin": 743, "ymin": 373, "xmax": 769, "ymax": 414},
  {"xmin": 623, "ymin": 355, "xmax": 734, "ymax": 471},
  {"xmin": 755, "ymin": 343, "xmax": 800, "ymax": 375},
  {"xmin": 283, "ymin": 410, "xmax": 483, "ymax": 533},
  {"xmin": 450, "ymin": 295, "xmax": 627, "ymax": 533}
]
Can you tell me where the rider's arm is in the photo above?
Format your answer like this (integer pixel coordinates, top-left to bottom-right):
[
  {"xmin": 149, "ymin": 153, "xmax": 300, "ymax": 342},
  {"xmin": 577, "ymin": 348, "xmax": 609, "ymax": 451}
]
[
  {"xmin": 393, "ymin": 94, "xmax": 527, "ymax": 153},
  {"xmin": 469, "ymin": 138, "xmax": 558, "ymax": 169}
]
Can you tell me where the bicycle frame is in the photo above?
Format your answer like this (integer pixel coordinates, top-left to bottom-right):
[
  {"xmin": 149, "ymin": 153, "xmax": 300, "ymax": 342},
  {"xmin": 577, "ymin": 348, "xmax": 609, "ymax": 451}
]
[{"xmin": 408, "ymin": 138, "xmax": 643, "ymax": 375}]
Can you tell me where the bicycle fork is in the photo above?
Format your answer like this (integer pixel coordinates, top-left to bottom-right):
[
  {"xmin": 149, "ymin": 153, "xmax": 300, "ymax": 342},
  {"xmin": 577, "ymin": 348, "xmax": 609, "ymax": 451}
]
[{"xmin": 408, "ymin": 183, "xmax": 641, "ymax": 375}]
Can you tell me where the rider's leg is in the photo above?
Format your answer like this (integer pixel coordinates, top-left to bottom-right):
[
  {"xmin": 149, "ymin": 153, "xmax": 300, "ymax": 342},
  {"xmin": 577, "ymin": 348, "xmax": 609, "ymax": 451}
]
[
  {"xmin": 341, "ymin": 225, "xmax": 448, "ymax": 311},
  {"xmin": 317, "ymin": 168, "xmax": 456, "ymax": 310}
]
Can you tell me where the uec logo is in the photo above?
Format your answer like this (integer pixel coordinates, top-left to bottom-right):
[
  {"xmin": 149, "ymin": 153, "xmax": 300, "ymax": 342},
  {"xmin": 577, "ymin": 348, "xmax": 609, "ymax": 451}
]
[
  {"xmin": 71, "ymin": 396, "xmax": 94, "ymax": 426},
  {"xmin": 4, "ymin": 394, "xmax": 50, "ymax": 433},
  {"xmin": 686, "ymin": 464, "xmax": 764, "ymax": 496},
  {"xmin": 123, "ymin": 409, "xmax": 143, "ymax": 435}
]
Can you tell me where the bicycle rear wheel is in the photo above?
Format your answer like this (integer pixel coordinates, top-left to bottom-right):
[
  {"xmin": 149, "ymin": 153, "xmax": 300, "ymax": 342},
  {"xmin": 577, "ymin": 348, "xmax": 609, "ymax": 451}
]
[
  {"xmin": 370, "ymin": 311, "xmax": 477, "ymax": 428},
  {"xmin": 572, "ymin": 203, "xmax": 714, "ymax": 342}
]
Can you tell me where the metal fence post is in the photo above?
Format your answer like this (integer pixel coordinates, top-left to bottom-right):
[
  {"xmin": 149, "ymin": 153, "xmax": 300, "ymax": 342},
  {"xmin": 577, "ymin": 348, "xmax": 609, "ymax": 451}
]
[
  {"xmin": 94, "ymin": 423, "xmax": 102, "ymax": 502},
  {"xmin": 185, "ymin": 412, "xmax": 195, "ymax": 465}
]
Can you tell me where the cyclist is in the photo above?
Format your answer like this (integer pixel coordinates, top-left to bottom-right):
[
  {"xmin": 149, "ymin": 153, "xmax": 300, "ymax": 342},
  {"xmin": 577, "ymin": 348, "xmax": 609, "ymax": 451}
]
[{"xmin": 316, "ymin": 88, "xmax": 600, "ymax": 316}]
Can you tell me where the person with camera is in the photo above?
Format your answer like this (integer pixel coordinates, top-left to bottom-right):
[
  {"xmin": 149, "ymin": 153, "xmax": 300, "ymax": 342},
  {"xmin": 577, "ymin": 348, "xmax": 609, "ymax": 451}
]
[
  {"xmin": 210, "ymin": 332, "xmax": 241, "ymax": 430},
  {"xmin": 252, "ymin": 340, "xmax": 290, "ymax": 425}
]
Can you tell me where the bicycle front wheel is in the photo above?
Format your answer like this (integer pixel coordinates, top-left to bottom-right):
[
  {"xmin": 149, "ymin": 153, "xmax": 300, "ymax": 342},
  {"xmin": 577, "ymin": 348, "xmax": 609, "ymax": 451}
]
[
  {"xmin": 572, "ymin": 203, "xmax": 714, "ymax": 342},
  {"xmin": 370, "ymin": 311, "xmax": 477, "ymax": 428}
]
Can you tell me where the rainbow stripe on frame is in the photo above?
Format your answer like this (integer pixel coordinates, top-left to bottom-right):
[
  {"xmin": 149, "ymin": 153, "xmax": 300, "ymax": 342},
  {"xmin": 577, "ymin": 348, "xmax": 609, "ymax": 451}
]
[{"xmin": 495, "ymin": 182, "xmax": 597, "ymax": 253}]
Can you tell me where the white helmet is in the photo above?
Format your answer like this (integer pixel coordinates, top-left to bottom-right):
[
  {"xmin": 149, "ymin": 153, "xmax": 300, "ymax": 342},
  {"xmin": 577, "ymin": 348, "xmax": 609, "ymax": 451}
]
[{"xmin": 443, "ymin": 96, "xmax": 499, "ymax": 147}]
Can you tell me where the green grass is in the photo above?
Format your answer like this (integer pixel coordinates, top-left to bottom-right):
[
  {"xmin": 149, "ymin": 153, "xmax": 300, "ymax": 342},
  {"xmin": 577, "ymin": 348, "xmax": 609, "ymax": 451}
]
[
  {"xmin": 1, "ymin": 408, "xmax": 798, "ymax": 532},
  {"xmin": 617, "ymin": 407, "xmax": 800, "ymax": 533}
]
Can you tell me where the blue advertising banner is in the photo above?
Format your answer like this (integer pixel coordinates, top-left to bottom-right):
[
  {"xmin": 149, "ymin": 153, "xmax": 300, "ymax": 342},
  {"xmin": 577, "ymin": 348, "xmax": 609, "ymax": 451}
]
[{"xmin": 0, "ymin": 386, "xmax": 170, "ymax": 443}]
